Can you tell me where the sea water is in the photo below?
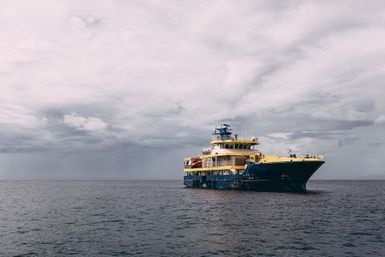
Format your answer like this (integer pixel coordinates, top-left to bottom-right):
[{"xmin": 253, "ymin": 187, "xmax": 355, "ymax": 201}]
[{"xmin": 0, "ymin": 180, "xmax": 384, "ymax": 257}]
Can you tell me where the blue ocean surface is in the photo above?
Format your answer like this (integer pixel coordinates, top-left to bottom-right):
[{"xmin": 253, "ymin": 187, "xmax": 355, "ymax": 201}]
[{"xmin": 0, "ymin": 180, "xmax": 384, "ymax": 257}]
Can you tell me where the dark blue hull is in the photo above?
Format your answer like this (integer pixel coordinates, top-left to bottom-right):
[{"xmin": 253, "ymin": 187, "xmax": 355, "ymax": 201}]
[{"xmin": 184, "ymin": 161, "xmax": 324, "ymax": 192}]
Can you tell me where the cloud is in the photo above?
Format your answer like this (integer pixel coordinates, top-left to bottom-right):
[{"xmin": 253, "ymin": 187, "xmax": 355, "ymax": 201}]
[
  {"xmin": 0, "ymin": 0, "xmax": 384, "ymax": 178},
  {"xmin": 374, "ymin": 115, "xmax": 385, "ymax": 124},
  {"xmin": 63, "ymin": 113, "xmax": 107, "ymax": 132},
  {"xmin": 337, "ymin": 137, "xmax": 359, "ymax": 147}
]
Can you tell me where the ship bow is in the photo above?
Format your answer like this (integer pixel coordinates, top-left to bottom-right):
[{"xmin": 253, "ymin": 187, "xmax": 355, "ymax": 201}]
[{"xmin": 243, "ymin": 160, "xmax": 324, "ymax": 192}]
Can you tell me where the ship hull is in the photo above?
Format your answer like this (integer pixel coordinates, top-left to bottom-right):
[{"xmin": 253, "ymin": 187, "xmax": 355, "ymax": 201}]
[{"xmin": 184, "ymin": 161, "xmax": 324, "ymax": 192}]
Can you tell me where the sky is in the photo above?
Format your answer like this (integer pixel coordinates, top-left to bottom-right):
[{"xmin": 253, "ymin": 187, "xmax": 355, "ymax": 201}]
[{"xmin": 0, "ymin": 0, "xmax": 384, "ymax": 179}]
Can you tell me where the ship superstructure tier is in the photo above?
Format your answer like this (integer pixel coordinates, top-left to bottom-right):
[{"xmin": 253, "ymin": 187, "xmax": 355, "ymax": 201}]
[{"xmin": 183, "ymin": 124, "xmax": 324, "ymax": 192}]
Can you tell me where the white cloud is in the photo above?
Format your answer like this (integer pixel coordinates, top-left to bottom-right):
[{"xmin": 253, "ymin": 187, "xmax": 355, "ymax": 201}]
[
  {"xmin": 374, "ymin": 115, "xmax": 385, "ymax": 124},
  {"xmin": 63, "ymin": 113, "xmax": 107, "ymax": 132},
  {"xmin": 267, "ymin": 133, "xmax": 292, "ymax": 140}
]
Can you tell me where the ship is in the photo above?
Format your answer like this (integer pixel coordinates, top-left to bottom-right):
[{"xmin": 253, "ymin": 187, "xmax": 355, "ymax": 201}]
[{"xmin": 183, "ymin": 124, "xmax": 325, "ymax": 192}]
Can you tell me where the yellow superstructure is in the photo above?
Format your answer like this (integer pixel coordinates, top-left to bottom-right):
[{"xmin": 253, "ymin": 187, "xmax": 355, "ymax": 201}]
[{"xmin": 184, "ymin": 124, "xmax": 324, "ymax": 175}]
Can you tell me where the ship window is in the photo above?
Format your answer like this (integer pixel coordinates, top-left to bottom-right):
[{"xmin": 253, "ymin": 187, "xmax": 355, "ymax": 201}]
[
  {"xmin": 235, "ymin": 157, "xmax": 247, "ymax": 165},
  {"xmin": 229, "ymin": 144, "xmax": 233, "ymax": 149}
]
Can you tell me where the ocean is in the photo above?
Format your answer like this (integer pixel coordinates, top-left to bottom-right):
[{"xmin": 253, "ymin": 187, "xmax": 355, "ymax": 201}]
[{"xmin": 0, "ymin": 180, "xmax": 384, "ymax": 257}]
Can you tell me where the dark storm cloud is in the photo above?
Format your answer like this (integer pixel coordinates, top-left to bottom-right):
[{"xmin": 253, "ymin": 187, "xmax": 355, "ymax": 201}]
[
  {"xmin": 332, "ymin": 120, "xmax": 374, "ymax": 131},
  {"xmin": 337, "ymin": 137, "xmax": 359, "ymax": 147},
  {"xmin": 368, "ymin": 142, "xmax": 385, "ymax": 148},
  {"xmin": 0, "ymin": 130, "xmax": 45, "ymax": 153},
  {"xmin": 288, "ymin": 130, "xmax": 343, "ymax": 140},
  {"xmin": 286, "ymin": 120, "xmax": 373, "ymax": 140}
]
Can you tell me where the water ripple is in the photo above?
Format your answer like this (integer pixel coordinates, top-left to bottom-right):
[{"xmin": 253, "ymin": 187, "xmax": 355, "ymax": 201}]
[{"xmin": 0, "ymin": 180, "xmax": 384, "ymax": 256}]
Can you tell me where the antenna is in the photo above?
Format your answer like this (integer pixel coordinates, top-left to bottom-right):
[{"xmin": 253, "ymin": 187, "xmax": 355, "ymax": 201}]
[{"xmin": 250, "ymin": 115, "xmax": 253, "ymax": 137}]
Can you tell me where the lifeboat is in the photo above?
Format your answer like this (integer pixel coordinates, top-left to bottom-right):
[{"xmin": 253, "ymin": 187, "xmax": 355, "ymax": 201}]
[{"xmin": 191, "ymin": 157, "xmax": 202, "ymax": 168}]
